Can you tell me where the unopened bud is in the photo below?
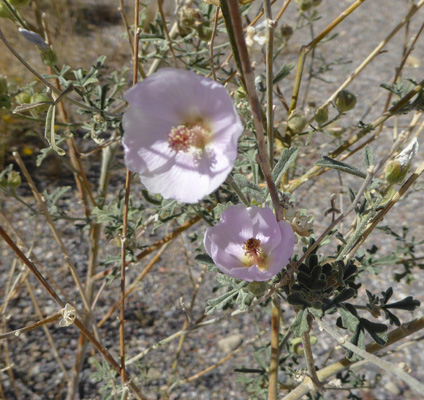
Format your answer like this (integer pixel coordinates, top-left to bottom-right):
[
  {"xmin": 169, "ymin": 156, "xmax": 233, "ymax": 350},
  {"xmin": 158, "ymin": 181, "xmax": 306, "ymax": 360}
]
[
  {"xmin": 287, "ymin": 110, "xmax": 307, "ymax": 134},
  {"xmin": 314, "ymin": 105, "xmax": 328, "ymax": 125},
  {"xmin": 335, "ymin": 90, "xmax": 357, "ymax": 112},
  {"xmin": 0, "ymin": 94, "xmax": 11, "ymax": 109},
  {"xmin": 247, "ymin": 281, "xmax": 268, "ymax": 297},
  {"xmin": 7, "ymin": 171, "xmax": 21, "ymax": 189},
  {"xmin": 385, "ymin": 138, "xmax": 419, "ymax": 184}
]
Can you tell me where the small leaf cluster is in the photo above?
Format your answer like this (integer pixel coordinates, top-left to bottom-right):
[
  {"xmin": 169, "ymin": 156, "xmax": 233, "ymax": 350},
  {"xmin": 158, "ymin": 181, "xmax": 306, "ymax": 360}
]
[{"xmin": 205, "ymin": 274, "xmax": 253, "ymax": 314}]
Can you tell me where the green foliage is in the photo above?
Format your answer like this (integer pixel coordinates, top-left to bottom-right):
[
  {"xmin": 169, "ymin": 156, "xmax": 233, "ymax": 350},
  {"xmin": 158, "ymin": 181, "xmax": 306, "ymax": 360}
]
[
  {"xmin": 205, "ymin": 274, "xmax": 253, "ymax": 314},
  {"xmin": 316, "ymin": 156, "xmax": 367, "ymax": 179},
  {"xmin": 89, "ymin": 358, "xmax": 122, "ymax": 400},
  {"xmin": 42, "ymin": 186, "xmax": 72, "ymax": 218},
  {"xmin": 272, "ymin": 146, "xmax": 299, "ymax": 184}
]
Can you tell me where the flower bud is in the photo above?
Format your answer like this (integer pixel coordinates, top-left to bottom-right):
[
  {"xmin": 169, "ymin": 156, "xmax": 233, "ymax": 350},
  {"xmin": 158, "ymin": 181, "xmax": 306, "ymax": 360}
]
[
  {"xmin": 385, "ymin": 138, "xmax": 419, "ymax": 184},
  {"xmin": 9, "ymin": 0, "xmax": 31, "ymax": 8},
  {"xmin": 15, "ymin": 90, "xmax": 32, "ymax": 105},
  {"xmin": 0, "ymin": 94, "xmax": 11, "ymax": 109},
  {"xmin": 7, "ymin": 171, "xmax": 21, "ymax": 189},
  {"xmin": 0, "ymin": 76, "xmax": 7, "ymax": 94},
  {"xmin": 247, "ymin": 281, "xmax": 268, "ymax": 297},
  {"xmin": 335, "ymin": 90, "xmax": 357, "ymax": 112},
  {"xmin": 314, "ymin": 105, "xmax": 328, "ymax": 125},
  {"xmin": 30, "ymin": 93, "xmax": 51, "ymax": 112},
  {"xmin": 287, "ymin": 110, "xmax": 307, "ymax": 134}
]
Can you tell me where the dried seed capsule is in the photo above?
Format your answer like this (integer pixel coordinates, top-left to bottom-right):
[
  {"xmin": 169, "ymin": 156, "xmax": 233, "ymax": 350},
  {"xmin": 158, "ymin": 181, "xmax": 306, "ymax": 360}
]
[{"xmin": 287, "ymin": 110, "xmax": 307, "ymax": 134}]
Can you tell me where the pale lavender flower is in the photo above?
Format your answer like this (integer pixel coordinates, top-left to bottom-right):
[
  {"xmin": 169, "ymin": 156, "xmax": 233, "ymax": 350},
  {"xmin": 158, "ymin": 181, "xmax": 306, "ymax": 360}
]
[
  {"xmin": 122, "ymin": 68, "xmax": 243, "ymax": 203},
  {"xmin": 204, "ymin": 205, "xmax": 295, "ymax": 282}
]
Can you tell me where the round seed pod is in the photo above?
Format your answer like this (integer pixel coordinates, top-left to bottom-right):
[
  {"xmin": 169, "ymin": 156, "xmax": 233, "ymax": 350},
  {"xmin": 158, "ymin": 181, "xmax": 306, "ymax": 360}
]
[
  {"xmin": 314, "ymin": 105, "xmax": 329, "ymax": 125},
  {"xmin": 287, "ymin": 110, "xmax": 307, "ymax": 134},
  {"xmin": 335, "ymin": 90, "xmax": 357, "ymax": 112}
]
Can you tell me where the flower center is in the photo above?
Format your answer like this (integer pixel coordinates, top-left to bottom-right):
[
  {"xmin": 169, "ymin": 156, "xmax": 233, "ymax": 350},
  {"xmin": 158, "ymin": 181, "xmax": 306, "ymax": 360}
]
[
  {"xmin": 168, "ymin": 122, "xmax": 211, "ymax": 153},
  {"xmin": 242, "ymin": 238, "xmax": 268, "ymax": 271}
]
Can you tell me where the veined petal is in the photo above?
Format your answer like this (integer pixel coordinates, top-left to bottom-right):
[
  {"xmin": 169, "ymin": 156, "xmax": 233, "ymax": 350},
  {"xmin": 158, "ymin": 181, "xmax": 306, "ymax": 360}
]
[
  {"xmin": 122, "ymin": 68, "xmax": 244, "ymax": 203},
  {"xmin": 204, "ymin": 205, "xmax": 295, "ymax": 283}
]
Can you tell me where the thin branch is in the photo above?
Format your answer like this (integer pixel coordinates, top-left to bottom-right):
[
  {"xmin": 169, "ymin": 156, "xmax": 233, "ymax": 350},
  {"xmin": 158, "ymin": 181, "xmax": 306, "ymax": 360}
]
[
  {"xmin": 0, "ymin": 313, "xmax": 61, "ymax": 341},
  {"xmin": 221, "ymin": 0, "xmax": 282, "ymax": 219},
  {"xmin": 268, "ymin": 297, "xmax": 280, "ymax": 400},
  {"xmin": 317, "ymin": 319, "xmax": 424, "ymax": 395},
  {"xmin": 283, "ymin": 316, "xmax": 424, "ymax": 400},
  {"xmin": 0, "ymin": 28, "xmax": 119, "ymax": 118}
]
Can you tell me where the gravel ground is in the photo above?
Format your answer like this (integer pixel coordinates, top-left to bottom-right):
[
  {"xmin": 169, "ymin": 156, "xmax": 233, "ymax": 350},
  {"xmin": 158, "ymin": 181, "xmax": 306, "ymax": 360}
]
[{"xmin": 1, "ymin": 0, "xmax": 424, "ymax": 399}]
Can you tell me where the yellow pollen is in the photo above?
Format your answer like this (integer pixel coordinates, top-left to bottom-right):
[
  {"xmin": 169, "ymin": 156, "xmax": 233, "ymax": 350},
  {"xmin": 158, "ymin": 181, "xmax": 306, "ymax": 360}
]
[
  {"xmin": 242, "ymin": 238, "xmax": 268, "ymax": 271},
  {"xmin": 168, "ymin": 123, "xmax": 210, "ymax": 153}
]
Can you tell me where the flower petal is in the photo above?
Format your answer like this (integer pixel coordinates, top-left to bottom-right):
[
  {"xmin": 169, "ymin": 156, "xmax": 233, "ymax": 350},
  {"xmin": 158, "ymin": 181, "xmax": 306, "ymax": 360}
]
[
  {"xmin": 204, "ymin": 205, "xmax": 295, "ymax": 282},
  {"xmin": 122, "ymin": 68, "xmax": 244, "ymax": 203}
]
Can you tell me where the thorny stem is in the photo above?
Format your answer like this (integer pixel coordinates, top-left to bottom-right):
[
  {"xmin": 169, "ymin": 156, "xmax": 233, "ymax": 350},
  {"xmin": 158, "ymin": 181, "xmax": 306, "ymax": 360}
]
[
  {"xmin": 222, "ymin": 0, "xmax": 282, "ymax": 220},
  {"xmin": 268, "ymin": 297, "xmax": 280, "ymax": 400}
]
